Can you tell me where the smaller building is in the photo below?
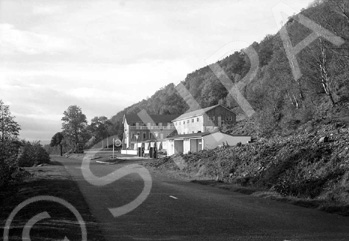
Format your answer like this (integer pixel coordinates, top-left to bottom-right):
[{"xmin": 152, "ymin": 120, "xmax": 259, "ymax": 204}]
[
  {"xmin": 166, "ymin": 131, "xmax": 251, "ymax": 156},
  {"xmin": 172, "ymin": 104, "xmax": 236, "ymax": 135},
  {"xmin": 165, "ymin": 104, "xmax": 250, "ymax": 156}
]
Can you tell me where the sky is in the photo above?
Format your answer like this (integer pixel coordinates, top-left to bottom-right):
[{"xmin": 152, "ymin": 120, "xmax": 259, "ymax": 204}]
[{"xmin": 0, "ymin": 0, "xmax": 314, "ymax": 143}]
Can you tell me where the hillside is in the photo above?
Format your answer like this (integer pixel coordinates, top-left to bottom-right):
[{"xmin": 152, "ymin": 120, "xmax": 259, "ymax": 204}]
[
  {"xmin": 106, "ymin": 0, "xmax": 349, "ymax": 213},
  {"xmin": 110, "ymin": 0, "xmax": 349, "ymax": 139},
  {"xmin": 144, "ymin": 120, "xmax": 349, "ymax": 214}
]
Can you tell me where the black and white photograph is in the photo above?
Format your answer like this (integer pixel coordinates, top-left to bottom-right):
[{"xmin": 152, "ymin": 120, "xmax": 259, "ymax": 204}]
[{"xmin": 1, "ymin": 0, "xmax": 349, "ymax": 240}]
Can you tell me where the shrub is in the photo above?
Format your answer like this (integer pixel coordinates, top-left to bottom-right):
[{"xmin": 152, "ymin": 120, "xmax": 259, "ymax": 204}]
[
  {"xmin": 17, "ymin": 141, "xmax": 50, "ymax": 167},
  {"xmin": 0, "ymin": 140, "xmax": 22, "ymax": 187}
]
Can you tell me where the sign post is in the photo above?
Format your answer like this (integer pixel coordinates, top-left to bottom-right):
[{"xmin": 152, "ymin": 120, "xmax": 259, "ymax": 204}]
[
  {"xmin": 114, "ymin": 139, "xmax": 122, "ymax": 147},
  {"xmin": 112, "ymin": 138, "xmax": 115, "ymax": 159},
  {"xmin": 113, "ymin": 138, "xmax": 122, "ymax": 159}
]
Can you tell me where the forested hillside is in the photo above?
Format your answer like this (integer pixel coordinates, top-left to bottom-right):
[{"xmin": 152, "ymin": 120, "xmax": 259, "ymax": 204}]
[{"xmin": 111, "ymin": 0, "xmax": 349, "ymax": 138}]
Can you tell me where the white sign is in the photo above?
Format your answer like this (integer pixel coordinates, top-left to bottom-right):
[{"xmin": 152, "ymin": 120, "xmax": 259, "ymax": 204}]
[{"xmin": 114, "ymin": 139, "xmax": 122, "ymax": 147}]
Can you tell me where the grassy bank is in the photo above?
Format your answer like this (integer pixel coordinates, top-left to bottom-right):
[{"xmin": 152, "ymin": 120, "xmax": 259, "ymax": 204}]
[
  {"xmin": 0, "ymin": 160, "xmax": 105, "ymax": 241},
  {"xmin": 145, "ymin": 122, "xmax": 349, "ymax": 215}
]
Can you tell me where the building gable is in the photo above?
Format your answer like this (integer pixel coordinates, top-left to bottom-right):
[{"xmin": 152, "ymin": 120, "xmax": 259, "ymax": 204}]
[
  {"xmin": 124, "ymin": 114, "xmax": 179, "ymax": 126},
  {"xmin": 172, "ymin": 104, "xmax": 235, "ymax": 122}
]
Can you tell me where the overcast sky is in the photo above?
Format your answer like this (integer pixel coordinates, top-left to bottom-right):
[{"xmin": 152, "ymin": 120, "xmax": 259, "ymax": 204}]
[{"xmin": 0, "ymin": 0, "xmax": 314, "ymax": 143}]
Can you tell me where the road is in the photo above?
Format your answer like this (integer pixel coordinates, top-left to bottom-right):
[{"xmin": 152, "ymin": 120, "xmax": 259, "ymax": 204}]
[{"xmin": 53, "ymin": 156, "xmax": 349, "ymax": 241}]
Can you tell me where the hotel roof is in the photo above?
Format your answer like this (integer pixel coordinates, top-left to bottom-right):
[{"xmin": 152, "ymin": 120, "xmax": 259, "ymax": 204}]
[
  {"xmin": 124, "ymin": 113, "xmax": 179, "ymax": 125},
  {"xmin": 171, "ymin": 104, "xmax": 220, "ymax": 122}
]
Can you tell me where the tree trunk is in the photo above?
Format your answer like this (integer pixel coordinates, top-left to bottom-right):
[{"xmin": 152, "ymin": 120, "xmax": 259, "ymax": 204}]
[
  {"xmin": 59, "ymin": 144, "xmax": 63, "ymax": 156},
  {"xmin": 319, "ymin": 40, "xmax": 336, "ymax": 106},
  {"xmin": 74, "ymin": 129, "xmax": 78, "ymax": 152}
]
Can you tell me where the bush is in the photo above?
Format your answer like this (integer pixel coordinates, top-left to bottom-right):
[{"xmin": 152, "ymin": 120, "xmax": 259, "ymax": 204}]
[
  {"xmin": 17, "ymin": 141, "xmax": 50, "ymax": 167},
  {"xmin": 274, "ymin": 168, "xmax": 345, "ymax": 198},
  {"xmin": 0, "ymin": 140, "xmax": 22, "ymax": 187}
]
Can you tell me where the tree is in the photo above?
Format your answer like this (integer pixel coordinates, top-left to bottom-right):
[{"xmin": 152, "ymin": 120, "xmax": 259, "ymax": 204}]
[
  {"xmin": 18, "ymin": 141, "xmax": 50, "ymax": 167},
  {"xmin": 0, "ymin": 100, "xmax": 21, "ymax": 142},
  {"xmin": 61, "ymin": 105, "xmax": 87, "ymax": 151},
  {"xmin": 201, "ymin": 78, "xmax": 228, "ymax": 107},
  {"xmin": 50, "ymin": 132, "xmax": 64, "ymax": 156},
  {"xmin": 0, "ymin": 100, "xmax": 21, "ymax": 188},
  {"xmin": 87, "ymin": 116, "xmax": 112, "ymax": 144}
]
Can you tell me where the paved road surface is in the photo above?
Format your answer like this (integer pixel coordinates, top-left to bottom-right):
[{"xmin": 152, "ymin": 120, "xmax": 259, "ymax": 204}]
[{"xmin": 53, "ymin": 156, "xmax": 349, "ymax": 241}]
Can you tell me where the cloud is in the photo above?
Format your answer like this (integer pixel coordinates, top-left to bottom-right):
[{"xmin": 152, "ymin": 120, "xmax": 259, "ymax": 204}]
[
  {"xmin": 0, "ymin": 0, "xmax": 315, "ymax": 142},
  {"xmin": 32, "ymin": 5, "xmax": 65, "ymax": 15},
  {"xmin": 0, "ymin": 58, "xmax": 193, "ymax": 141},
  {"xmin": 0, "ymin": 23, "xmax": 76, "ymax": 55}
]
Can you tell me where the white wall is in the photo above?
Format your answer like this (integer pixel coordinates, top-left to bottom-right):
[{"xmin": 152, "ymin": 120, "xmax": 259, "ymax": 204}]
[
  {"xmin": 121, "ymin": 150, "xmax": 137, "ymax": 155},
  {"xmin": 124, "ymin": 119, "xmax": 130, "ymax": 148},
  {"xmin": 173, "ymin": 115, "xmax": 204, "ymax": 135},
  {"xmin": 183, "ymin": 139, "xmax": 191, "ymax": 154},
  {"xmin": 166, "ymin": 140, "xmax": 174, "ymax": 156},
  {"xmin": 203, "ymin": 133, "xmax": 251, "ymax": 149}
]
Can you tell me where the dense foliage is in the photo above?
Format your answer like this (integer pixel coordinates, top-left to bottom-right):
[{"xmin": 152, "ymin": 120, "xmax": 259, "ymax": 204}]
[
  {"xmin": 50, "ymin": 132, "xmax": 64, "ymax": 156},
  {"xmin": 0, "ymin": 100, "xmax": 21, "ymax": 187},
  {"xmin": 1, "ymin": 100, "xmax": 52, "ymax": 187},
  {"xmin": 48, "ymin": 106, "xmax": 121, "ymax": 154},
  {"xmin": 0, "ymin": 100, "xmax": 21, "ymax": 142},
  {"xmin": 61, "ymin": 105, "xmax": 88, "ymax": 149},
  {"xmin": 1, "ymin": 101, "xmax": 50, "ymax": 188},
  {"xmin": 0, "ymin": 140, "xmax": 22, "ymax": 187},
  {"xmin": 17, "ymin": 141, "xmax": 50, "ymax": 167}
]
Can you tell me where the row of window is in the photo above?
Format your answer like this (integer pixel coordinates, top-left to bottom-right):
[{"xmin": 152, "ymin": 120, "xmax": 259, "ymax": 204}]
[
  {"xmin": 175, "ymin": 116, "xmax": 234, "ymax": 126},
  {"xmin": 178, "ymin": 130, "xmax": 202, "ymax": 135},
  {"xmin": 131, "ymin": 122, "xmax": 171, "ymax": 127},
  {"xmin": 209, "ymin": 116, "xmax": 234, "ymax": 122},
  {"xmin": 175, "ymin": 117, "xmax": 200, "ymax": 126},
  {"xmin": 130, "ymin": 132, "xmax": 164, "ymax": 140}
]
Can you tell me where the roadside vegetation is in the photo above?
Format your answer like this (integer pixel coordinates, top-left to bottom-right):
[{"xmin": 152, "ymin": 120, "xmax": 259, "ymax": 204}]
[
  {"xmin": 146, "ymin": 119, "xmax": 349, "ymax": 215},
  {"xmin": 1, "ymin": 101, "xmax": 103, "ymax": 240},
  {"xmin": 46, "ymin": 105, "xmax": 121, "ymax": 155},
  {"xmin": 0, "ymin": 100, "xmax": 50, "ymax": 189}
]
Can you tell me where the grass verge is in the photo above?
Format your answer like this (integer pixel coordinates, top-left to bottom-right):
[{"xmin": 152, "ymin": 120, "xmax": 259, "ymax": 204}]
[{"xmin": 0, "ymin": 161, "xmax": 105, "ymax": 241}]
